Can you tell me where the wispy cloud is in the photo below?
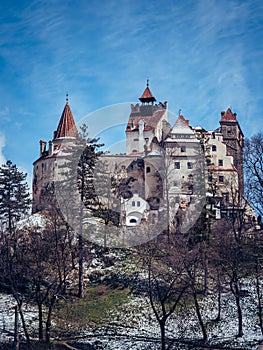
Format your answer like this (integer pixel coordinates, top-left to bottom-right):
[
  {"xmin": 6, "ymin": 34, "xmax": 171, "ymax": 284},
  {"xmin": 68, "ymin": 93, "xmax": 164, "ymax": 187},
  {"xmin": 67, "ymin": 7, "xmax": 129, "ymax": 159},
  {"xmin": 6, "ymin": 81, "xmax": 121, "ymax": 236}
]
[{"xmin": 0, "ymin": 0, "xmax": 262, "ymax": 178}]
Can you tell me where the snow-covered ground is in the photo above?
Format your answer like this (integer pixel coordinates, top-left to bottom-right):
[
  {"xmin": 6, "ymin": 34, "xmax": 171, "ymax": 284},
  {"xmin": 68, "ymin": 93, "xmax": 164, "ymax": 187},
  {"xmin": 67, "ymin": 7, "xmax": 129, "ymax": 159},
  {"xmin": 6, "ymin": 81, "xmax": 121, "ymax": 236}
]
[
  {"xmin": 0, "ymin": 293, "xmax": 39, "ymax": 344},
  {"xmin": 1, "ymin": 286, "xmax": 263, "ymax": 349}
]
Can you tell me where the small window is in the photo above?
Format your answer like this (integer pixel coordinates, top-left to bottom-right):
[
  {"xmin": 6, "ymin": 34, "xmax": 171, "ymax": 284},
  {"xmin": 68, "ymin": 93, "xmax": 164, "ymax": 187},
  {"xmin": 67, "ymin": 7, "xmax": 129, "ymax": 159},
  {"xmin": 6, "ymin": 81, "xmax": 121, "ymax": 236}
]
[
  {"xmin": 174, "ymin": 162, "xmax": 180, "ymax": 169},
  {"xmin": 137, "ymin": 201, "xmax": 140, "ymax": 207},
  {"xmin": 130, "ymin": 218, "xmax": 137, "ymax": 224},
  {"xmin": 132, "ymin": 149, "xmax": 137, "ymax": 153},
  {"xmin": 212, "ymin": 145, "xmax": 217, "ymax": 151},
  {"xmin": 208, "ymin": 175, "xmax": 213, "ymax": 182},
  {"xmin": 146, "ymin": 166, "xmax": 151, "ymax": 173},
  {"xmin": 133, "ymin": 138, "xmax": 139, "ymax": 141},
  {"xmin": 181, "ymin": 146, "xmax": 186, "ymax": 152},
  {"xmin": 187, "ymin": 162, "xmax": 193, "ymax": 169},
  {"xmin": 222, "ymin": 192, "xmax": 229, "ymax": 202},
  {"xmin": 132, "ymin": 201, "xmax": 135, "ymax": 207},
  {"xmin": 218, "ymin": 176, "xmax": 224, "ymax": 183},
  {"xmin": 218, "ymin": 159, "xmax": 223, "ymax": 166}
]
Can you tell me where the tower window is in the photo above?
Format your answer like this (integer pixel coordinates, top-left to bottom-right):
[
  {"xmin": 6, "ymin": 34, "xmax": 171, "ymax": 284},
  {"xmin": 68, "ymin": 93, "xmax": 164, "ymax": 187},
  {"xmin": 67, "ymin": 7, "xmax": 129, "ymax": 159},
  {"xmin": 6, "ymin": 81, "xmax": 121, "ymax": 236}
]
[
  {"xmin": 137, "ymin": 201, "xmax": 140, "ymax": 207},
  {"xmin": 174, "ymin": 162, "xmax": 180, "ymax": 169},
  {"xmin": 132, "ymin": 201, "xmax": 135, "ymax": 207},
  {"xmin": 218, "ymin": 176, "xmax": 224, "ymax": 183},
  {"xmin": 218, "ymin": 159, "xmax": 223, "ymax": 166},
  {"xmin": 146, "ymin": 166, "xmax": 151, "ymax": 173},
  {"xmin": 212, "ymin": 145, "xmax": 217, "ymax": 151}
]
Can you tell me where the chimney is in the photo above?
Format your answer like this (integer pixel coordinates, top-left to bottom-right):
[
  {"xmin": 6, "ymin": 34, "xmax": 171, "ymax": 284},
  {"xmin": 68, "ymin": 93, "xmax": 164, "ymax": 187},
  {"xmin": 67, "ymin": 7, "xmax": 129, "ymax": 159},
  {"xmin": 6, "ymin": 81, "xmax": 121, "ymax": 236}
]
[
  {"xmin": 49, "ymin": 140, "xmax": 54, "ymax": 156},
  {"xmin": 40, "ymin": 140, "xmax": 46, "ymax": 156}
]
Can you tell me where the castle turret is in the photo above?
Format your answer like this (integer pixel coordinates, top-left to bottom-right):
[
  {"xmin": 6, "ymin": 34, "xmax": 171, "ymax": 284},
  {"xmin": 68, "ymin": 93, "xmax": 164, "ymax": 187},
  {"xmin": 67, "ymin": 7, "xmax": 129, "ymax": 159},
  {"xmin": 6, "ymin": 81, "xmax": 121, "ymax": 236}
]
[
  {"xmin": 220, "ymin": 108, "xmax": 244, "ymax": 194},
  {"xmin": 32, "ymin": 95, "xmax": 78, "ymax": 213},
  {"xmin": 126, "ymin": 81, "xmax": 168, "ymax": 155}
]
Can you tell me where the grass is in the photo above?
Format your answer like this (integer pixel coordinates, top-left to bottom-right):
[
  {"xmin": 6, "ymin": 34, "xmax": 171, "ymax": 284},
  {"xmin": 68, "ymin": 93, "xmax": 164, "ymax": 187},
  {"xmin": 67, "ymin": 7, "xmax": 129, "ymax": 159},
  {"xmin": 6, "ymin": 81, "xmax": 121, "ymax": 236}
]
[{"xmin": 54, "ymin": 284, "xmax": 129, "ymax": 331}]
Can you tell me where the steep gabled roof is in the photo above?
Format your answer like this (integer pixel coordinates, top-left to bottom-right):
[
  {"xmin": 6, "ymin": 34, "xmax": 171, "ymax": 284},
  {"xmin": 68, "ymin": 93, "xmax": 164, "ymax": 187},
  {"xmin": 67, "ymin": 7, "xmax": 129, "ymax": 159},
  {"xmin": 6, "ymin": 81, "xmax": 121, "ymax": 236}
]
[
  {"xmin": 54, "ymin": 101, "xmax": 78, "ymax": 139},
  {"xmin": 170, "ymin": 115, "xmax": 194, "ymax": 134},
  {"xmin": 220, "ymin": 108, "xmax": 237, "ymax": 122}
]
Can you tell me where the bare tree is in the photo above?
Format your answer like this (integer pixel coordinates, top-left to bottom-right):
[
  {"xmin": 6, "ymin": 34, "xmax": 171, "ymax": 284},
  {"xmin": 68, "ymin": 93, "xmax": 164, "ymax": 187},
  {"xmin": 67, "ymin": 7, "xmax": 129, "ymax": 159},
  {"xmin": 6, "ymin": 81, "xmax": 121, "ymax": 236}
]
[
  {"xmin": 0, "ymin": 209, "xmax": 77, "ymax": 345},
  {"xmin": 138, "ymin": 236, "xmax": 189, "ymax": 350},
  {"xmin": 244, "ymin": 132, "xmax": 263, "ymax": 217}
]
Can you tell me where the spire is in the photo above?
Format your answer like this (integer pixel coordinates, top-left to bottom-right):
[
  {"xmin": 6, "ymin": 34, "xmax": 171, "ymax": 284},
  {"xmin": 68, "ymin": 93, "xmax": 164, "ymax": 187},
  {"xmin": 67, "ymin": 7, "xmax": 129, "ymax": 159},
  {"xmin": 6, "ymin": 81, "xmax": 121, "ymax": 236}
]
[
  {"xmin": 139, "ymin": 79, "xmax": 156, "ymax": 104},
  {"xmin": 54, "ymin": 95, "xmax": 78, "ymax": 139}
]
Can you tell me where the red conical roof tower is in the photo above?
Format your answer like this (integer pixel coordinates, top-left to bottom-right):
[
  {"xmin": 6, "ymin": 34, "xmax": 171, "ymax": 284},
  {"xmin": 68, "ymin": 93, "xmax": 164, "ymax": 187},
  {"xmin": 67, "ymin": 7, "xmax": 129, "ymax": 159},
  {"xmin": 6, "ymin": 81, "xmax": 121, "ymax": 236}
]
[{"xmin": 54, "ymin": 94, "xmax": 78, "ymax": 139}]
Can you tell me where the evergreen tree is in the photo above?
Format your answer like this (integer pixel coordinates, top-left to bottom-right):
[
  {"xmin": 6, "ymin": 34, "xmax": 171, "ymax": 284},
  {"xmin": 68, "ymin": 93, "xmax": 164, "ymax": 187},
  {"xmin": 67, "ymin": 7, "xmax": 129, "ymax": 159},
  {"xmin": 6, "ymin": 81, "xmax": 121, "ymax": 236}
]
[{"xmin": 0, "ymin": 160, "xmax": 31, "ymax": 233}]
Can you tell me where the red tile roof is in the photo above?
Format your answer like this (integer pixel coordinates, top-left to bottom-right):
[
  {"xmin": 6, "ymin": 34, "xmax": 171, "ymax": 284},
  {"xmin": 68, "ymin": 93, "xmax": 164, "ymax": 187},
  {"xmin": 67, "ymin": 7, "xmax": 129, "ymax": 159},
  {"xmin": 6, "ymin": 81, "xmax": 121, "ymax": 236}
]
[
  {"xmin": 55, "ymin": 102, "xmax": 78, "ymax": 139},
  {"xmin": 220, "ymin": 108, "xmax": 237, "ymax": 122},
  {"xmin": 139, "ymin": 86, "xmax": 156, "ymax": 103},
  {"xmin": 126, "ymin": 109, "xmax": 166, "ymax": 133}
]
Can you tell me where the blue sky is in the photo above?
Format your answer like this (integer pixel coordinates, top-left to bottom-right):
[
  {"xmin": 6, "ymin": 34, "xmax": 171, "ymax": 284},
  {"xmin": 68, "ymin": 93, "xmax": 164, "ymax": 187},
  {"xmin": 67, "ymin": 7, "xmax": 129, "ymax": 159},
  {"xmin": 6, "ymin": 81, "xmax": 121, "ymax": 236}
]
[{"xmin": 0, "ymin": 0, "xmax": 263, "ymax": 184}]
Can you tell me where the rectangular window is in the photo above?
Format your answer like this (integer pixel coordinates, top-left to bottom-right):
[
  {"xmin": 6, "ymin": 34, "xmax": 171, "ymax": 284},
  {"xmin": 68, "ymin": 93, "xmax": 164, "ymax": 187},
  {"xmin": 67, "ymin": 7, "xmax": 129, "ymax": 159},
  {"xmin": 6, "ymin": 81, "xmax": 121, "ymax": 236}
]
[
  {"xmin": 212, "ymin": 145, "xmax": 217, "ymax": 151},
  {"xmin": 187, "ymin": 162, "xmax": 193, "ymax": 169},
  {"xmin": 218, "ymin": 176, "xmax": 224, "ymax": 183},
  {"xmin": 181, "ymin": 146, "xmax": 186, "ymax": 152},
  {"xmin": 218, "ymin": 159, "xmax": 223, "ymax": 166},
  {"xmin": 208, "ymin": 175, "xmax": 213, "ymax": 182},
  {"xmin": 137, "ymin": 201, "xmax": 140, "ymax": 207},
  {"xmin": 132, "ymin": 201, "xmax": 135, "ymax": 206},
  {"xmin": 174, "ymin": 162, "xmax": 180, "ymax": 169}
]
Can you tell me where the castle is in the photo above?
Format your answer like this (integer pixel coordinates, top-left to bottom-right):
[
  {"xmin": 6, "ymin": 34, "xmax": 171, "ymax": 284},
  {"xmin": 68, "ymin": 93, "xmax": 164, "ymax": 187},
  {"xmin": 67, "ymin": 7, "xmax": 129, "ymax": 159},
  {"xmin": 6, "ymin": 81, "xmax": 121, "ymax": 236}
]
[{"xmin": 32, "ymin": 83, "xmax": 244, "ymax": 230}]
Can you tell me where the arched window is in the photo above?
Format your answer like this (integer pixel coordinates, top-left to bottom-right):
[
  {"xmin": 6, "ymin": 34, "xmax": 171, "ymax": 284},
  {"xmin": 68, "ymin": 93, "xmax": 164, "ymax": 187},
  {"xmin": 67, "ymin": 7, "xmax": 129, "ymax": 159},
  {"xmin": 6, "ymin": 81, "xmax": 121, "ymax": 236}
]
[
  {"xmin": 146, "ymin": 166, "xmax": 151, "ymax": 173},
  {"xmin": 130, "ymin": 218, "xmax": 137, "ymax": 224}
]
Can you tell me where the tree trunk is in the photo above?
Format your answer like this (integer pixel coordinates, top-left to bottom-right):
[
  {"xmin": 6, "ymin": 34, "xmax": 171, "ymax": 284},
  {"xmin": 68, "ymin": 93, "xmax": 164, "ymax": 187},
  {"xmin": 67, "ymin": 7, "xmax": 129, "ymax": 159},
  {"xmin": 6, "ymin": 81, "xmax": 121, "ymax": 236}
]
[
  {"xmin": 45, "ymin": 296, "xmax": 56, "ymax": 342},
  {"xmin": 230, "ymin": 278, "xmax": 243, "ymax": 337},
  {"xmin": 13, "ymin": 305, "xmax": 19, "ymax": 350},
  {"xmin": 38, "ymin": 303, "xmax": 43, "ymax": 341},
  {"xmin": 236, "ymin": 294, "xmax": 243, "ymax": 337},
  {"xmin": 215, "ymin": 271, "xmax": 222, "ymax": 321},
  {"xmin": 160, "ymin": 320, "xmax": 166, "ymax": 350},
  {"xmin": 16, "ymin": 301, "xmax": 31, "ymax": 349},
  {"xmin": 78, "ymin": 233, "xmax": 84, "ymax": 298},
  {"xmin": 193, "ymin": 292, "xmax": 208, "ymax": 341}
]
